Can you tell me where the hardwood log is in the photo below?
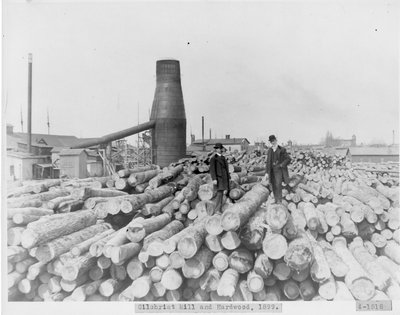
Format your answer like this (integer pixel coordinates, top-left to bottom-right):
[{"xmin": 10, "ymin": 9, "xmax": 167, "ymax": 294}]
[
  {"xmin": 36, "ymin": 223, "xmax": 111, "ymax": 262},
  {"xmin": 221, "ymin": 184, "xmax": 269, "ymax": 231},
  {"xmin": 21, "ymin": 210, "xmax": 98, "ymax": 249},
  {"xmin": 126, "ymin": 213, "xmax": 171, "ymax": 243},
  {"xmin": 217, "ymin": 268, "xmax": 239, "ymax": 297},
  {"xmin": 332, "ymin": 237, "xmax": 375, "ymax": 301}
]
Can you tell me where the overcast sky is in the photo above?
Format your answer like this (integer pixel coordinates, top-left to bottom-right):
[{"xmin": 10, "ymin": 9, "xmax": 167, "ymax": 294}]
[{"xmin": 3, "ymin": 0, "xmax": 399, "ymax": 146}]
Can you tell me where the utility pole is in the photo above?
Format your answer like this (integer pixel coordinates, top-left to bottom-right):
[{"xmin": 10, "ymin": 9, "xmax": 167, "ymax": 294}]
[
  {"xmin": 27, "ymin": 53, "xmax": 33, "ymax": 154},
  {"xmin": 202, "ymin": 116, "xmax": 205, "ymax": 151}
]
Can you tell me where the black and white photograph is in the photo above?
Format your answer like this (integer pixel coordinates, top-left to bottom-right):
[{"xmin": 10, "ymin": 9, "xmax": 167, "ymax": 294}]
[{"xmin": 1, "ymin": 0, "xmax": 399, "ymax": 315}]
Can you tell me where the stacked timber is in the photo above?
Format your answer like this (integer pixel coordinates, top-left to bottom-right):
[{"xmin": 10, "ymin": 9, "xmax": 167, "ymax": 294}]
[{"xmin": 7, "ymin": 151, "xmax": 400, "ymax": 302}]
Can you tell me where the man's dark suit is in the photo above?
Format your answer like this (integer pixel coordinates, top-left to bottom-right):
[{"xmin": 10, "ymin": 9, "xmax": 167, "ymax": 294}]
[
  {"xmin": 210, "ymin": 153, "xmax": 230, "ymax": 211},
  {"xmin": 266, "ymin": 145, "xmax": 291, "ymax": 203}
]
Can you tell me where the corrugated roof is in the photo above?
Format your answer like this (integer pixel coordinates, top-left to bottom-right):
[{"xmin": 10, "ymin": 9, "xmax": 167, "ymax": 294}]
[
  {"xmin": 349, "ymin": 146, "xmax": 399, "ymax": 156},
  {"xmin": 10, "ymin": 133, "xmax": 100, "ymax": 148},
  {"xmin": 10, "ymin": 132, "xmax": 80, "ymax": 147}
]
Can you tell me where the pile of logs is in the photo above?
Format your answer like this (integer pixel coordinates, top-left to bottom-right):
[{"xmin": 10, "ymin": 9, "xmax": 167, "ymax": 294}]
[
  {"xmin": 7, "ymin": 151, "xmax": 400, "ymax": 302},
  {"xmin": 291, "ymin": 150, "xmax": 349, "ymax": 173}
]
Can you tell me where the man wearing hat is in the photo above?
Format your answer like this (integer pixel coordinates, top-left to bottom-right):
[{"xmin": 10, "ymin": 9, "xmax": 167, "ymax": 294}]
[
  {"xmin": 266, "ymin": 135, "xmax": 291, "ymax": 204},
  {"xmin": 210, "ymin": 142, "xmax": 230, "ymax": 212}
]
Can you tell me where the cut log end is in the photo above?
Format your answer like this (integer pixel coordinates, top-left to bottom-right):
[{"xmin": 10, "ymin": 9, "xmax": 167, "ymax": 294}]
[{"xmin": 350, "ymin": 277, "xmax": 376, "ymax": 301}]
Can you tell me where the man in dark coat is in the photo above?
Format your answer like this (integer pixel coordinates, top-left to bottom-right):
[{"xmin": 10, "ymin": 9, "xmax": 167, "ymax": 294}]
[
  {"xmin": 266, "ymin": 135, "xmax": 291, "ymax": 204},
  {"xmin": 210, "ymin": 142, "xmax": 230, "ymax": 212}
]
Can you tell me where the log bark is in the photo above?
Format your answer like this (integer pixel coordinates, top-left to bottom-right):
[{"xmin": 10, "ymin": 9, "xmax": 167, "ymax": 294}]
[
  {"xmin": 199, "ymin": 268, "xmax": 221, "ymax": 292},
  {"xmin": 332, "ymin": 237, "xmax": 375, "ymax": 301},
  {"xmin": 89, "ymin": 231, "xmax": 117, "ymax": 257},
  {"xmin": 7, "ymin": 207, "xmax": 54, "ymax": 219},
  {"xmin": 110, "ymin": 243, "xmax": 141, "ymax": 265},
  {"xmin": 182, "ymin": 246, "xmax": 214, "ymax": 279},
  {"xmin": 177, "ymin": 218, "xmax": 208, "ymax": 259},
  {"xmin": 21, "ymin": 210, "xmax": 98, "ymax": 249},
  {"xmin": 126, "ymin": 213, "xmax": 171, "ymax": 243},
  {"xmin": 305, "ymin": 231, "xmax": 331, "ymax": 283},
  {"xmin": 318, "ymin": 240, "xmax": 349, "ymax": 278},
  {"xmin": 142, "ymin": 196, "xmax": 174, "ymax": 216},
  {"xmin": 142, "ymin": 220, "xmax": 184, "ymax": 257},
  {"xmin": 120, "ymin": 185, "xmax": 175, "ymax": 214},
  {"xmin": 284, "ymin": 230, "xmax": 313, "ymax": 272},
  {"xmin": 103, "ymin": 227, "xmax": 130, "ymax": 258},
  {"xmin": 221, "ymin": 184, "xmax": 269, "ymax": 231},
  {"xmin": 182, "ymin": 175, "xmax": 203, "ymax": 201},
  {"xmin": 228, "ymin": 248, "xmax": 254, "ymax": 274},
  {"xmin": 217, "ymin": 268, "xmax": 239, "ymax": 297},
  {"xmin": 127, "ymin": 169, "xmax": 159, "ymax": 187},
  {"xmin": 240, "ymin": 205, "xmax": 268, "ymax": 250},
  {"xmin": 302, "ymin": 202, "xmax": 319, "ymax": 230},
  {"xmin": 348, "ymin": 240, "xmax": 391, "ymax": 291},
  {"xmin": 71, "ymin": 229, "xmax": 114, "ymax": 257},
  {"xmin": 36, "ymin": 223, "xmax": 111, "ymax": 262},
  {"xmin": 61, "ymin": 252, "xmax": 97, "ymax": 281},
  {"xmin": 12, "ymin": 214, "xmax": 41, "ymax": 225},
  {"xmin": 381, "ymin": 240, "xmax": 400, "ymax": 264},
  {"xmin": 57, "ymin": 200, "xmax": 85, "ymax": 213}
]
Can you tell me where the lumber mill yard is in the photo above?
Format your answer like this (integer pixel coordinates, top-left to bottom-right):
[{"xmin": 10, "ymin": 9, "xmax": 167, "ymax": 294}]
[{"xmin": 5, "ymin": 57, "xmax": 400, "ymax": 304}]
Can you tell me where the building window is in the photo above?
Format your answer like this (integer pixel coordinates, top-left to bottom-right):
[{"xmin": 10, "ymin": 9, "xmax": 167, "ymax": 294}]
[{"xmin": 10, "ymin": 165, "xmax": 14, "ymax": 177}]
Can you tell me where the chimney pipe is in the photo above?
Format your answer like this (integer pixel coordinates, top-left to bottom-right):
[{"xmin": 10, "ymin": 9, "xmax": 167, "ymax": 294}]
[
  {"xmin": 202, "ymin": 116, "xmax": 205, "ymax": 151},
  {"xmin": 27, "ymin": 53, "xmax": 33, "ymax": 154},
  {"xmin": 209, "ymin": 128, "xmax": 211, "ymax": 141}
]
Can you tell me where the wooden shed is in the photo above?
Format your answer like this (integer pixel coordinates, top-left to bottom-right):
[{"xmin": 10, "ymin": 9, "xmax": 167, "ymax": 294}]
[{"xmin": 59, "ymin": 149, "xmax": 89, "ymax": 179}]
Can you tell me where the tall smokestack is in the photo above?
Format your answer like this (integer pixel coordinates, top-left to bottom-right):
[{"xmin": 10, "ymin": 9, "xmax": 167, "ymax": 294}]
[
  {"xmin": 209, "ymin": 128, "xmax": 211, "ymax": 141},
  {"xmin": 150, "ymin": 60, "xmax": 186, "ymax": 166},
  {"xmin": 27, "ymin": 53, "xmax": 33, "ymax": 154}
]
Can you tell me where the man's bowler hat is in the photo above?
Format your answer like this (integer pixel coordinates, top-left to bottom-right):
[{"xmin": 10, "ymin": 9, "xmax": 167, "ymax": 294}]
[
  {"xmin": 268, "ymin": 135, "xmax": 277, "ymax": 142},
  {"xmin": 214, "ymin": 143, "xmax": 225, "ymax": 149}
]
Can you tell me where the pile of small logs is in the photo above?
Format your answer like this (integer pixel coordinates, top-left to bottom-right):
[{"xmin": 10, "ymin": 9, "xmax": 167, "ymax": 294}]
[
  {"xmin": 7, "ymin": 151, "xmax": 400, "ymax": 302},
  {"xmin": 291, "ymin": 150, "xmax": 349, "ymax": 174}
]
